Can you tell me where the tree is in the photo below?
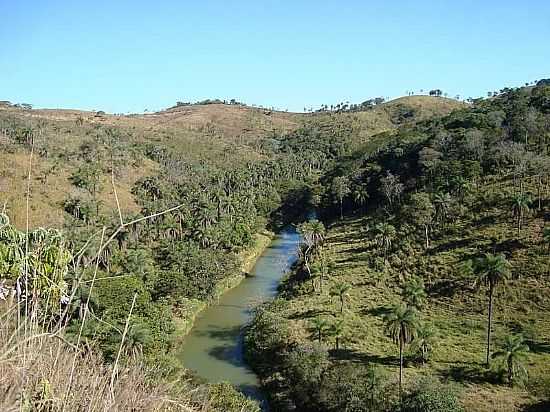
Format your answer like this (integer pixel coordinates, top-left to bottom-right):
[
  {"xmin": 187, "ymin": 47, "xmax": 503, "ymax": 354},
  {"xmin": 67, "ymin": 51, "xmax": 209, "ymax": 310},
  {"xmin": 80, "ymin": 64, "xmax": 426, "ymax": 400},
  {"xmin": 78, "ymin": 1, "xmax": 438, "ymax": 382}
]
[
  {"xmin": 467, "ymin": 253, "xmax": 511, "ymax": 366},
  {"xmin": 329, "ymin": 281, "xmax": 351, "ymax": 313},
  {"xmin": 411, "ymin": 323, "xmax": 437, "ymax": 364},
  {"xmin": 511, "ymin": 193, "xmax": 531, "ymax": 235},
  {"xmin": 403, "ymin": 192, "xmax": 435, "ymax": 249},
  {"xmin": 379, "ymin": 172, "xmax": 404, "ymax": 209},
  {"xmin": 124, "ymin": 322, "xmax": 152, "ymax": 358},
  {"xmin": 402, "ymin": 276, "xmax": 427, "ymax": 310},
  {"xmin": 383, "ymin": 303, "xmax": 419, "ymax": 396},
  {"xmin": 352, "ymin": 185, "xmax": 369, "ymax": 210},
  {"xmin": 492, "ymin": 334, "xmax": 529, "ymax": 386},
  {"xmin": 433, "ymin": 192, "xmax": 453, "ymax": 226},
  {"xmin": 402, "ymin": 378, "xmax": 464, "ymax": 412},
  {"xmin": 310, "ymin": 316, "xmax": 330, "ymax": 343},
  {"xmin": 374, "ymin": 222, "xmax": 397, "ymax": 260},
  {"xmin": 70, "ymin": 162, "xmax": 103, "ymax": 216},
  {"xmin": 331, "ymin": 176, "xmax": 351, "ymax": 219},
  {"xmin": 312, "ymin": 249, "xmax": 334, "ymax": 293},
  {"xmin": 329, "ymin": 319, "xmax": 345, "ymax": 350},
  {"xmin": 298, "ymin": 220, "xmax": 326, "ymax": 284}
]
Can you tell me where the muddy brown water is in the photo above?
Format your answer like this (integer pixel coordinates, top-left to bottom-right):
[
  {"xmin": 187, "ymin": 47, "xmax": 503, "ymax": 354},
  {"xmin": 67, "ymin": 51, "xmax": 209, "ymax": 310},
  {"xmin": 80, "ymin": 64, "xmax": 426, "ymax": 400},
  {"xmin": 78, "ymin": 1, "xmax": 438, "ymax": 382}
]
[{"xmin": 178, "ymin": 228, "xmax": 301, "ymax": 407}]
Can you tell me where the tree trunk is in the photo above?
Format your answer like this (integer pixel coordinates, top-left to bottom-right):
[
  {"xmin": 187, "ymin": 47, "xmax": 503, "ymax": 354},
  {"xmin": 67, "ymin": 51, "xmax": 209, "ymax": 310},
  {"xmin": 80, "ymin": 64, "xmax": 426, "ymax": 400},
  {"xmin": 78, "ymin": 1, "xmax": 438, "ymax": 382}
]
[
  {"xmin": 486, "ymin": 285, "xmax": 494, "ymax": 367},
  {"xmin": 425, "ymin": 225, "xmax": 429, "ymax": 249},
  {"xmin": 538, "ymin": 175, "xmax": 542, "ymax": 211},
  {"xmin": 399, "ymin": 336, "xmax": 404, "ymax": 398},
  {"xmin": 340, "ymin": 296, "xmax": 344, "ymax": 313},
  {"xmin": 335, "ymin": 336, "xmax": 339, "ymax": 351},
  {"xmin": 340, "ymin": 199, "xmax": 343, "ymax": 220}
]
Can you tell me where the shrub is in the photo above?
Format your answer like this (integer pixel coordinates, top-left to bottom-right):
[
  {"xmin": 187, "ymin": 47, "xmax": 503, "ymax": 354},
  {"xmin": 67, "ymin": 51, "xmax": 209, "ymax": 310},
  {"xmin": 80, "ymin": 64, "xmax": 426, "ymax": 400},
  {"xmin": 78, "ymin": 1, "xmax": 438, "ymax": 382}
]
[{"xmin": 401, "ymin": 378, "xmax": 464, "ymax": 412}]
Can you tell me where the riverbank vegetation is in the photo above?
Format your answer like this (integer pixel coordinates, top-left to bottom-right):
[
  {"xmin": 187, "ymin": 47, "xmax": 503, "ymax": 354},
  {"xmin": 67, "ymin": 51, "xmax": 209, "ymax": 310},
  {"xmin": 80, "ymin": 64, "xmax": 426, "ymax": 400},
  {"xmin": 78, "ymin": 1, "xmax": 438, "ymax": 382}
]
[{"xmin": 246, "ymin": 83, "xmax": 550, "ymax": 411}]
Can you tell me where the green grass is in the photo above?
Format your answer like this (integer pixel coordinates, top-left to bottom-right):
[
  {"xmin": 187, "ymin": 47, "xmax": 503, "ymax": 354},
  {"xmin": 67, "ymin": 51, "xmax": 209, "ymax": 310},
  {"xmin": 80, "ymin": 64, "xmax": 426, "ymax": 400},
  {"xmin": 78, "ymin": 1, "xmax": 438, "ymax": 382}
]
[{"xmin": 272, "ymin": 176, "xmax": 550, "ymax": 411}]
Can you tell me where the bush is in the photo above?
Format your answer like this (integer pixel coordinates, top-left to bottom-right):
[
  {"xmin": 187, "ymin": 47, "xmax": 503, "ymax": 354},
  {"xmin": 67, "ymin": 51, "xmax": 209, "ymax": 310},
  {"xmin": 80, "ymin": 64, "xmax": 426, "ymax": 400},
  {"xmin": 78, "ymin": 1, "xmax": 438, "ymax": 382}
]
[
  {"xmin": 206, "ymin": 382, "xmax": 260, "ymax": 412},
  {"xmin": 401, "ymin": 379, "xmax": 463, "ymax": 412}
]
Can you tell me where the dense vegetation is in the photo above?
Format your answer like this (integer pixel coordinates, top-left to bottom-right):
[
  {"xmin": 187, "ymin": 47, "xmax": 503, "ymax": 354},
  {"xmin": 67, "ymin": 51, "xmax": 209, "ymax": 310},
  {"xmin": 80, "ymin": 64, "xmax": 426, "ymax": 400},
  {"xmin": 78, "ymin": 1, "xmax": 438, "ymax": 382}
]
[
  {"xmin": 0, "ymin": 103, "xmax": 318, "ymax": 410},
  {"xmin": 246, "ymin": 84, "xmax": 550, "ymax": 411},
  {"xmin": 2, "ymin": 84, "xmax": 547, "ymax": 411}
]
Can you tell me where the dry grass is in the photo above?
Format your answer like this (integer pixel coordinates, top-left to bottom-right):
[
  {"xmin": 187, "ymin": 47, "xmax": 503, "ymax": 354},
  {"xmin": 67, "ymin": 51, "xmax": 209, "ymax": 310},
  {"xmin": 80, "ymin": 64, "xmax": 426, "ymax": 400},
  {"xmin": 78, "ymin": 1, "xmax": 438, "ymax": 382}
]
[{"xmin": 0, "ymin": 303, "xmax": 201, "ymax": 412}]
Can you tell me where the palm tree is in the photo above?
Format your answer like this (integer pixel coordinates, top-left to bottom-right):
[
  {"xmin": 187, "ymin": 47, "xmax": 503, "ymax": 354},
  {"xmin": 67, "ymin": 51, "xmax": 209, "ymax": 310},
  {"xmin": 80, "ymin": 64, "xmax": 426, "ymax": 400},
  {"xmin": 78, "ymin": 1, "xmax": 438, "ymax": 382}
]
[
  {"xmin": 383, "ymin": 303, "xmax": 419, "ymax": 396},
  {"xmin": 298, "ymin": 220, "xmax": 326, "ymax": 280},
  {"xmin": 433, "ymin": 192, "xmax": 452, "ymax": 226},
  {"xmin": 511, "ymin": 193, "xmax": 531, "ymax": 235},
  {"xmin": 401, "ymin": 277, "xmax": 427, "ymax": 310},
  {"xmin": 411, "ymin": 323, "xmax": 437, "ymax": 364},
  {"xmin": 125, "ymin": 322, "xmax": 152, "ymax": 358},
  {"xmin": 353, "ymin": 186, "xmax": 369, "ymax": 210},
  {"xmin": 305, "ymin": 219, "xmax": 326, "ymax": 246},
  {"xmin": 310, "ymin": 316, "xmax": 330, "ymax": 343},
  {"xmin": 329, "ymin": 281, "xmax": 351, "ymax": 313},
  {"xmin": 329, "ymin": 319, "xmax": 345, "ymax": 350},
  {"xmin": 374, "ymin": 223, "xmax": 397, "ymax": 260},
  {"xmin": 469, "ymin": 253, "xmax": 511, "ymax": 366},
  {"xmin": 492, "ymin": 334, "xmax": 529, "ymax": 386}
]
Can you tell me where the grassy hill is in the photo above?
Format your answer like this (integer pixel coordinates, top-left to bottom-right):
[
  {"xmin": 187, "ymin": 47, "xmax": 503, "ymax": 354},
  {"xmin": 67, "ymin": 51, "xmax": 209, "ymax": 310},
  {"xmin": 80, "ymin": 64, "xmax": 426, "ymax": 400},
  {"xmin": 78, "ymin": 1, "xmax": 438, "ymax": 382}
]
[
  {"xmin": 245, "ymin": 85, "xmax": 550, "ymax": 412},
  {"xmin": 0, "ymin": 95, "xmax": 461, "ymax": 229}
]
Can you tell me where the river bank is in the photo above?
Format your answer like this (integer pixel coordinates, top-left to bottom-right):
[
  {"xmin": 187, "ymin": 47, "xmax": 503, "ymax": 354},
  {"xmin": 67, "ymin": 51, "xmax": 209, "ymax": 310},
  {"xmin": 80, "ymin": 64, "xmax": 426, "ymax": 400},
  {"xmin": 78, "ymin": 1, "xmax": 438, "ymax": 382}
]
[
  {"xmin": 172, "ymin": 230, "xmax": 274, "ymax": 341},
  {"xmin": 177, "ymin": 228, "xmax": 301, "ymax": 404}
]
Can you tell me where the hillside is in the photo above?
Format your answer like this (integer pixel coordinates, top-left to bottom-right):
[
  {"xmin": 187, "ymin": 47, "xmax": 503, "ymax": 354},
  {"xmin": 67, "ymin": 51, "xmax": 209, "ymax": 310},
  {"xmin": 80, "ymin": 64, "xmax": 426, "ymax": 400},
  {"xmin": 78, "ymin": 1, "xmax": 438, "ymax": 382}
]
[
  {"xmin": 0, "ymin": 91, "xmax": 464, "ymax": 411},
  {"xmin": 246, "ymin": 84, "xmax": 550, "ymax": 412},
  {"xmin": 0, "ymin": 95, "xmax": 461, "ymax": 229}
]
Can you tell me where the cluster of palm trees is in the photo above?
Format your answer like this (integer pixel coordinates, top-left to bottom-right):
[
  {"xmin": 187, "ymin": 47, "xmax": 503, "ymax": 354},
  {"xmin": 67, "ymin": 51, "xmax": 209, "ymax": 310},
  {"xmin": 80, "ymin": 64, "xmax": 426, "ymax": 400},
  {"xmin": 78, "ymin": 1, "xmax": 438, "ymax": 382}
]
[
  {"xmin": 299, "ymin": 220, "xmax": 353, "ymax": 351},
  {"xmin": 380, "ymin": 251, "xmax": 531, "ymax": 395},
  {"xmin": 302, "ymin": 220, "xmax": 528, "ymax": 390}
]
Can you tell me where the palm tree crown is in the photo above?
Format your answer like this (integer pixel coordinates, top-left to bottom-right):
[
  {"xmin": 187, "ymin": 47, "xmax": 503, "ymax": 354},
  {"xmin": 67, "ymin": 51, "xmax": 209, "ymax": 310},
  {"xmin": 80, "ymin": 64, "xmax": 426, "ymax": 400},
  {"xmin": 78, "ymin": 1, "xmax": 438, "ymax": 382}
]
[
  {"xmin": 401, "ymin": 276, "xmax": 427, "ymax": 310},
  {"xmin": 329, "ymin": 281, "xmax": 351, "ymax": 313},
  {"xmin": 383, "ymin": 303, "xmax": 419, "ymax": 396},
  {"xmin": 310, "ymin": 316, "xmax": 330, "ymax": 342}
]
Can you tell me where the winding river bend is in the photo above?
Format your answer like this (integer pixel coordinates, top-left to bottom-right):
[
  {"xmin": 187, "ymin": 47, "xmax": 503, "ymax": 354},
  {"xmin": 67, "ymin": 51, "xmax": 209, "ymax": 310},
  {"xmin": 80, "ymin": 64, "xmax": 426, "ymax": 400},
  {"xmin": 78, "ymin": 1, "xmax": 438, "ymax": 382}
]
[{"xmin": 178, "ymin": 228, "xmax": 301, "ymax": 404}]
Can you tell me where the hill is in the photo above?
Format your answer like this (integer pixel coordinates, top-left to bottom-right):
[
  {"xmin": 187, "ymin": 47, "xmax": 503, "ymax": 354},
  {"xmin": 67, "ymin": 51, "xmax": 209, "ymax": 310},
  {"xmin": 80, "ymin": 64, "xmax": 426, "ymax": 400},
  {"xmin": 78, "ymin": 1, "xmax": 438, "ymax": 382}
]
[
  {"xmin": 0, "ymin": 95, "xmax": 461, "ymax": 228},
  {"xmin": 245, "ymin": 84, "xmax": 550, "ymax": 412}
]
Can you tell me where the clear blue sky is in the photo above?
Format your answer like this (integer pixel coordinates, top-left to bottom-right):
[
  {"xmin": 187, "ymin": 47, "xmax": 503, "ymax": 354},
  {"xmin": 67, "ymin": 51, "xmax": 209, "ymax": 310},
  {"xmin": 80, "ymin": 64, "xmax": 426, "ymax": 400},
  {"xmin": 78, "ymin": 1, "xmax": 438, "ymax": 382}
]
[{"xmin": 1, "ymin": 0, "xmax": 549, "ymax": 113}]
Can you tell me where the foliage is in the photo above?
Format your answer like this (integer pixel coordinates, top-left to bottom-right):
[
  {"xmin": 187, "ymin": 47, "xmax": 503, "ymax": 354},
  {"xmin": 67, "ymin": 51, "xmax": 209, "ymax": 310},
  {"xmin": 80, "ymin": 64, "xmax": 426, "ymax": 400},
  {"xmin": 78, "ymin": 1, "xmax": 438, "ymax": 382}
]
[{"xmin": 401, "ymin": 378, "xmax": 464, "ymax": 412}]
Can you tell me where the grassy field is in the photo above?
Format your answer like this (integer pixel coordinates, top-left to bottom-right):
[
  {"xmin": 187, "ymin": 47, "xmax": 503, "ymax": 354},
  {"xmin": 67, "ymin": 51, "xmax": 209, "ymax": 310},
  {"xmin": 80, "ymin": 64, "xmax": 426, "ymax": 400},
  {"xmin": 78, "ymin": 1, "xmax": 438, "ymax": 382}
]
[{"xmin": 270, "ymin": 174, "xmax": 550, "ymax": 411}]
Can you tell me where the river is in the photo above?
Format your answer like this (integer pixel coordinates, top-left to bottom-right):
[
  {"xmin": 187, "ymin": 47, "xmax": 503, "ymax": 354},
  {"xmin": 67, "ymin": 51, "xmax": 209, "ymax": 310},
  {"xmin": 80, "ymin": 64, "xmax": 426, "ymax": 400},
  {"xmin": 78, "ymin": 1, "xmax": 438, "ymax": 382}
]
[{"xmin": 178, "ymin": 227, "xmax": 301, "ymax": 406}]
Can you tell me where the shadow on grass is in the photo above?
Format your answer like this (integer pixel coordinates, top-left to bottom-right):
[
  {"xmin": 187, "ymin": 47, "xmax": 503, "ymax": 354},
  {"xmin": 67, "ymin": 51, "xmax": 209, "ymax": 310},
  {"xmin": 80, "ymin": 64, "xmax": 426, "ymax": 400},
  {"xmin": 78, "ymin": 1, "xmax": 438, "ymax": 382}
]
[
  {"xmin": 427, "ymin": 237, "xmax": 475, "ymax": 255},
  {"xmin": 438, "ymin": 364, "xmax": 500, "ymax": 384},
  {"xmin": 494, "ymin": 238, "xmax": 526, "ymax": 254},
  {"xmin": 427, "ymin": 279, "xmax": 471, "ymax": 299},
  {"xmin": 526, "ymin": 340, "xmax": 550, "ymax": 354},
  {"xmin": 523, "ymin": 400, "xmax": 550, "ymax": 412},
  {"xmin": 333, "ymin": 347, "xmax": 396, "ymax": 366},
  {"xmin": 287, "ymin": 308, "xmax": 333, "ymax": 320},
  {"xmin": 362, "ymin": 306, "xmax": 392, "ymax": 317}
]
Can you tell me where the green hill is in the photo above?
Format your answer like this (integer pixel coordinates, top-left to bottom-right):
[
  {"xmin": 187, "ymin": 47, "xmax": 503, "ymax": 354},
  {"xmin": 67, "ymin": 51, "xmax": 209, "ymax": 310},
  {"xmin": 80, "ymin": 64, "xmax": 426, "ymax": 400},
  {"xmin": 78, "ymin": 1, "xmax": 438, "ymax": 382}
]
[{"xmin": 246, "ymin": 85, "xmax": 550, "ymax": 412}]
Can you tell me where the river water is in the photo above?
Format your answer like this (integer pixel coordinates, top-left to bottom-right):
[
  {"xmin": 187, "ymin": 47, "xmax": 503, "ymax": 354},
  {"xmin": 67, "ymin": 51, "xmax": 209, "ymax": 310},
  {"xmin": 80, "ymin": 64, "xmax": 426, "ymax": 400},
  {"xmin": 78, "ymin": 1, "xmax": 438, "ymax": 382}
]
[{"xmin": 178, "ymin": 227, "xmax": 301, "ymax": 405}]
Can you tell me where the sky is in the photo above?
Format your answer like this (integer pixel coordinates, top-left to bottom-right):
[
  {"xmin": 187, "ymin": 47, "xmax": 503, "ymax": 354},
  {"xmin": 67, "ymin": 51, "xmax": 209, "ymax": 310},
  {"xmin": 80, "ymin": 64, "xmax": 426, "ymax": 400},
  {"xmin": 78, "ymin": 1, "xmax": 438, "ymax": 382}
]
[{"xmin": 1, "ymin": 0, "xmax": 549, "ymax": 113}]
